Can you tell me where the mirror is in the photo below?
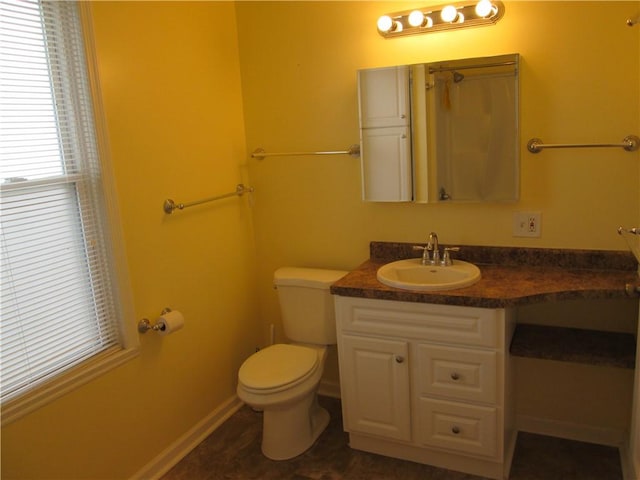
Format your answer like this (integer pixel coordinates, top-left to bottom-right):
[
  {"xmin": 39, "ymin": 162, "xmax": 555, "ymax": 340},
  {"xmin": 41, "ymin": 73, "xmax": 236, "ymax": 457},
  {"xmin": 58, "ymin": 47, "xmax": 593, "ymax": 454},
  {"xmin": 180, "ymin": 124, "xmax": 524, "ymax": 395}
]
[{"xmin": 358, "ymin": 53, "xmax": 519, "ymax": 203}]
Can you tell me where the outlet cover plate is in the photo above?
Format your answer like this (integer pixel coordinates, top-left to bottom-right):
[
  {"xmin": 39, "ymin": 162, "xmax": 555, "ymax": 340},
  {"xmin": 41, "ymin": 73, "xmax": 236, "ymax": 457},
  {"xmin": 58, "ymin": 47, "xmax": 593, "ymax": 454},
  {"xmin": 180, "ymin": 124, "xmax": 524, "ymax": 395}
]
[{"xmin": 513, "ymin": 211, "xmax": 541, "ymax": 237}]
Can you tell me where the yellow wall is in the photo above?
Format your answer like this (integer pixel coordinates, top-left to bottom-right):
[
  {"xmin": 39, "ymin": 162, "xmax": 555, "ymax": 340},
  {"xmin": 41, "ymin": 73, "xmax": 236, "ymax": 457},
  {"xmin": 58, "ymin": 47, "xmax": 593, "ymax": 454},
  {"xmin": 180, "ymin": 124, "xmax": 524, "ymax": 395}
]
[
  {"xmin": 2, "ymin": 2, "xmax": 261, "ymax": 479},
  {"xmin": 1, "ymin": 2, "xmax": 639, "ymax": 479},
  {"xmin": 237, "ymin": 1, "xmax": 639, "ymax": 344}
]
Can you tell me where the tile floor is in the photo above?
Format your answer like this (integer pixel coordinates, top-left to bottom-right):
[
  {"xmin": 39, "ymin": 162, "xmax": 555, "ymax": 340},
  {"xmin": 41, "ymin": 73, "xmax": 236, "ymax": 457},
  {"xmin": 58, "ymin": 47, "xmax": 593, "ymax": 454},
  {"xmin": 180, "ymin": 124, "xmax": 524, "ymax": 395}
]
[{"xmin": 161, "ymin": 396, "xmax": 623, "ymax": 480}]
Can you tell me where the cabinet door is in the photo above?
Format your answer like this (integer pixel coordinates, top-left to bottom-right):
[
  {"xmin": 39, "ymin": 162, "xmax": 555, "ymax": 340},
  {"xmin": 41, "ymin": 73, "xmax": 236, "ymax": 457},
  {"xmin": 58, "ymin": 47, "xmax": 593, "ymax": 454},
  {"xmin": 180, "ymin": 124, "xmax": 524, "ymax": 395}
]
[
  {"xmin": 340, "ymin": 334, "xmax": 411, "ymax": 442},
  {"xmin": 358, "ymin": 66, "xmax": 410, "ymax": 128},
  {"xmin": 361, "ymin": 126, "xmax": 412, "ymax": 202}
]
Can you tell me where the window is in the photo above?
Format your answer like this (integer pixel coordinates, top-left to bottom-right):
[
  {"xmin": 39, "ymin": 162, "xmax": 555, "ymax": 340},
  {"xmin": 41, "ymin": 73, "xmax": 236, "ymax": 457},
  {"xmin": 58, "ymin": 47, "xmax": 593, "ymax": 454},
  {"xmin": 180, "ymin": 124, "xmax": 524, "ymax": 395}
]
[{"xmin": 1, "ymin": 0, "xmax": 135, "ymax": 421}]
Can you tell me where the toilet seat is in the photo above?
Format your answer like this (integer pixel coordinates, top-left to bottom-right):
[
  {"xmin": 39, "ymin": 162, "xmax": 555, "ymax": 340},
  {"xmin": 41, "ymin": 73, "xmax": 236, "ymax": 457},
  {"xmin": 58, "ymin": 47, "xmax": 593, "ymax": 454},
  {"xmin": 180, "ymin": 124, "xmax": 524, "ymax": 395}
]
[{"xmin": 238, "ymin": 344, "xmax": 319, "ymax": 394}]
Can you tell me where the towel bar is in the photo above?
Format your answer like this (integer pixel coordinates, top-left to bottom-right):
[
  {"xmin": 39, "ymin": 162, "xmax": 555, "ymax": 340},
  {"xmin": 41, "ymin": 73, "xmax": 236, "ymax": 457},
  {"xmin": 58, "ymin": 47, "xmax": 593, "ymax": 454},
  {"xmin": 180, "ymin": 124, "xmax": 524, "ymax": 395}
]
[
  {"xmin": 527, "ymin": 135, "xmax": 639, "ymax": 154},
  {"xmin": 163, "ymin": 184, "xmax": 253, "ymax": 214}
]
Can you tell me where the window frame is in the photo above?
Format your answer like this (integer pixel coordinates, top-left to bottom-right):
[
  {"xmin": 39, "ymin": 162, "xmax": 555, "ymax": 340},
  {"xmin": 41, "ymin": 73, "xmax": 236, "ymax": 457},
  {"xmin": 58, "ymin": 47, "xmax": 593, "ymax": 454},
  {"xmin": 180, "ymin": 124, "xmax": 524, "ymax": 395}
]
[{"xmin": 0, "ymin": 1, "xmax": 138, "ymax": 426}]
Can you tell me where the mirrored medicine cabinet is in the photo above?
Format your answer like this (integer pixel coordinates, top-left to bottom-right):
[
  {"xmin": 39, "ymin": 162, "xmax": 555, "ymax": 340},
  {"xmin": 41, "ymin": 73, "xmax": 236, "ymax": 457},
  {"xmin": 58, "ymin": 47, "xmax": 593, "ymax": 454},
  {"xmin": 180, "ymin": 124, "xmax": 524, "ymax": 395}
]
[{"xmin": 357, "ymin": 53, "xmax": 520, "ymax": 203}]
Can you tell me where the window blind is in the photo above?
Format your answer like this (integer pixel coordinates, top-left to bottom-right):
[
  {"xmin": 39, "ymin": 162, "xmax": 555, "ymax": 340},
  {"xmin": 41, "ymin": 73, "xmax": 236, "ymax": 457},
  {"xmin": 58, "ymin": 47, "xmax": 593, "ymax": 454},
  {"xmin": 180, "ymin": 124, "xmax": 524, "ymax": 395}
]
[{"xmin": 0, "ymin": 0, "xmax": 122, "ymax": 403}]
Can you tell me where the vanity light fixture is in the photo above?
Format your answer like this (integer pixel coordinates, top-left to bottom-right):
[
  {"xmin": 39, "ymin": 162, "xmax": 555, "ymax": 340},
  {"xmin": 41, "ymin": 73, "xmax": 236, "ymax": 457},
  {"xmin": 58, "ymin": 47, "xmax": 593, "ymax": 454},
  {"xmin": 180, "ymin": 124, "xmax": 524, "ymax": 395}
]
[{"xmin": 377, "ymin": 0, "xmax": 504, "ymax": 38}]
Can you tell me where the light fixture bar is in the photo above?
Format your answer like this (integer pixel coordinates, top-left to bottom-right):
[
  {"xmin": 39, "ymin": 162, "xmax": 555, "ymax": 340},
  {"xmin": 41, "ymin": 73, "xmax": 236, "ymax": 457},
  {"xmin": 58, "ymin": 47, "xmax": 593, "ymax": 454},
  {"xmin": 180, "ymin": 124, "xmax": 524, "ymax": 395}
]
[{"xmin": 377, "ymin": 1, "xmax": 505, "ymax": 38}]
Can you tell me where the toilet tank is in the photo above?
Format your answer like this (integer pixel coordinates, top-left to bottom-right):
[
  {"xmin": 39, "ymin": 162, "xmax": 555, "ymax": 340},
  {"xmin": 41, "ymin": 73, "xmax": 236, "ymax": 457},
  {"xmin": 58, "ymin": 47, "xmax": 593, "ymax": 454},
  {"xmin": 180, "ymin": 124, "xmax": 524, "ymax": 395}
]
[{"xmin": 274, "ymin": 267, "xmax": 347, "ymax": 345}]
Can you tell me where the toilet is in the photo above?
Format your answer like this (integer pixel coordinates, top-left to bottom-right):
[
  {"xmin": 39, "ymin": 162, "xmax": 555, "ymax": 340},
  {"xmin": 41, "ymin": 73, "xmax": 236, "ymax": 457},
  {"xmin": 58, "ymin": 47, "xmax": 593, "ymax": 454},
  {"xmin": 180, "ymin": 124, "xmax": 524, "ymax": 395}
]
[{"xmin": 237, "ymin": 267, "xmax": 347, "ymax": 460}]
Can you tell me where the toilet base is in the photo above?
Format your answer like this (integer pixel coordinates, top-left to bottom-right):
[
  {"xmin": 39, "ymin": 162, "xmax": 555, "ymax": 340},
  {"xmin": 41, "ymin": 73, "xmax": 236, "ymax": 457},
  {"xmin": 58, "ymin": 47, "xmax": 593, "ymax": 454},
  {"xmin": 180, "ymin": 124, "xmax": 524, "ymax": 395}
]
[{"xmin": 261, "ymin": 392, "xmax": 329, "ymax": 460}]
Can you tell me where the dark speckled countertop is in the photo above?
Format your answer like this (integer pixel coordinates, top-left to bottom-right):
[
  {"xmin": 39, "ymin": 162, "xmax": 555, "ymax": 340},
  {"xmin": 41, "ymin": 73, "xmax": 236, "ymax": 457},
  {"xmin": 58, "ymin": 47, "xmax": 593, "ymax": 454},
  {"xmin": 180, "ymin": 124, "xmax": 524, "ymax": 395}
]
[{"xmin": 330, "ymin": 241, "xmax": 640, "ymax": 309}]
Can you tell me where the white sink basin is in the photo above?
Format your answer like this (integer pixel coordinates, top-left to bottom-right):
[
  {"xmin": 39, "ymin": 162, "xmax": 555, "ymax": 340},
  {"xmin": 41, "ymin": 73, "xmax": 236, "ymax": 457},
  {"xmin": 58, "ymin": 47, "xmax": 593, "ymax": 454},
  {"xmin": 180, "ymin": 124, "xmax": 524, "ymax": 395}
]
[{"xmin": 377, "ymin": 258, "xmax": 481, "ymax": 292}]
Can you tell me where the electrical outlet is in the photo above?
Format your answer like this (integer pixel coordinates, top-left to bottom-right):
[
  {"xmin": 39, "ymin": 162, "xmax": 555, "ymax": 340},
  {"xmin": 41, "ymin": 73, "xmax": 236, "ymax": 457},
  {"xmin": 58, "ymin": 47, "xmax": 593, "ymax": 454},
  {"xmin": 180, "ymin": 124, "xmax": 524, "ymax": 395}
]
[{"xmin": 513, "ymin": 211, "xmax": 541, "ymax": 237}]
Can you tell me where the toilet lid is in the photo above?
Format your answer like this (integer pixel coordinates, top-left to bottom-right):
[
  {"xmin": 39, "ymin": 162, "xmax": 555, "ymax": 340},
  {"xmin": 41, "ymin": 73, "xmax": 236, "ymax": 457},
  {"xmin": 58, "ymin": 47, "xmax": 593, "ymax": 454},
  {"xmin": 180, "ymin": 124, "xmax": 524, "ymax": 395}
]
[{"xmin": 238, "ymin": 344, "xmax": 319, "ymax": 390}]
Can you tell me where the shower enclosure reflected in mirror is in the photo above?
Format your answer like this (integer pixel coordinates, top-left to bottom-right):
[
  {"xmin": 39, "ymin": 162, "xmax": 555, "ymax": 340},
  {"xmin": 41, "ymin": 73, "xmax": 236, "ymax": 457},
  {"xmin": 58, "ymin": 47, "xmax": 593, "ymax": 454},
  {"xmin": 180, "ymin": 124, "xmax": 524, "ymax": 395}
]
[{"xmin": 358, "ymin": 53, "xmax": 519, "ymax": 203}]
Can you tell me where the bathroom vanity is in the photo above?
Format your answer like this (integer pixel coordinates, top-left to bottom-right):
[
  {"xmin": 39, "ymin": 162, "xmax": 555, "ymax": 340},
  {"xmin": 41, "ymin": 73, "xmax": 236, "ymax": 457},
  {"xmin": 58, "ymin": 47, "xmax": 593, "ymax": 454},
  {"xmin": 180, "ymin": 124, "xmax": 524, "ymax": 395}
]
[
  {"xmin": 331, "ymin": 242, "xmax": 639, "ymax": 479},
  {"xmin": 335, "ymin": 296, "xmax": 514, "ymax": 479}
]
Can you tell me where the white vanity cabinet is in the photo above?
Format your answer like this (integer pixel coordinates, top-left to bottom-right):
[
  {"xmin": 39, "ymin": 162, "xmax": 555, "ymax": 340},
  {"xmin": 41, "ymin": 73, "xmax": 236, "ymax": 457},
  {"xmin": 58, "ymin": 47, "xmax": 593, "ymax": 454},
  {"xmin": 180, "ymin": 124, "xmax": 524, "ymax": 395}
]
[{"xmin": 334, "ymin": 295, "xmax": 516, "ymax": 480}]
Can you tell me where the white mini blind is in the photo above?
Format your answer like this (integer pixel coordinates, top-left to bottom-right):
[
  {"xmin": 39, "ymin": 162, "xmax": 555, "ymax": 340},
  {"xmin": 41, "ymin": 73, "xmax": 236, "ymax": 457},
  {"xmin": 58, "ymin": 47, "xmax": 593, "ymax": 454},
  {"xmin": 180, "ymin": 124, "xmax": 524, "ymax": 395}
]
[{"xmin": 1, "ymin": 0, "xmax": 122, "ymax": 403}]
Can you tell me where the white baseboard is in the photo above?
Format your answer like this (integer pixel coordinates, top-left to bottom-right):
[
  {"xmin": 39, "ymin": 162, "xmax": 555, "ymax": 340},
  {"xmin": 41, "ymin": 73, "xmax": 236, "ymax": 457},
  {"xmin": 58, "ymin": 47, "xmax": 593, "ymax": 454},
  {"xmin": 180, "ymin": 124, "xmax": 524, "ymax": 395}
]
[
  {"xmin": 516, "ymin": 414, "xmax": 626, "ymax": 447},
  {"xmin": 130, "ymin": 395, "xmax": 244, "ymax": 480},
  {"xmin": 318, "ymin": 379, "xmax": 341, "ymax": 399}
]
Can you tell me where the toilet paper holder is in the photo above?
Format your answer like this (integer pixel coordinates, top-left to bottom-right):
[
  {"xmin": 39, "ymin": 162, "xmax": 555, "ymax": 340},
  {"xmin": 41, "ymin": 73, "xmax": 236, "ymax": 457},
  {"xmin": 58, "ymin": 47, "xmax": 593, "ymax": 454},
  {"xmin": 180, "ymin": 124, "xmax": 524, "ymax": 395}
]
[{"xmin": 138, "ymin": 307, "xmax": 172, "ymax": 334}]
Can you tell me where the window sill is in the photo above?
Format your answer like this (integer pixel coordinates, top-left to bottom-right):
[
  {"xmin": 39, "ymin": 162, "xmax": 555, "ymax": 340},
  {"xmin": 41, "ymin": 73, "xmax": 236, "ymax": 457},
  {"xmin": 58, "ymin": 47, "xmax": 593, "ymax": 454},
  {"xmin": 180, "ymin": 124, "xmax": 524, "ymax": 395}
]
[{"xmin": 1, "ymin": 346, "xmax": 139, "ymax": 426}]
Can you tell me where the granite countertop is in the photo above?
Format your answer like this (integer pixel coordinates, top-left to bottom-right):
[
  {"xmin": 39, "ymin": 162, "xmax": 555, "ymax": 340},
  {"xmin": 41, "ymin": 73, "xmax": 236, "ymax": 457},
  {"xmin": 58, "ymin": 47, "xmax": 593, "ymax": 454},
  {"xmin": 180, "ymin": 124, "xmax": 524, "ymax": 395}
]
[{"xmin": 330, "ymin": 242, "xmax": 640, "ymax": 309}]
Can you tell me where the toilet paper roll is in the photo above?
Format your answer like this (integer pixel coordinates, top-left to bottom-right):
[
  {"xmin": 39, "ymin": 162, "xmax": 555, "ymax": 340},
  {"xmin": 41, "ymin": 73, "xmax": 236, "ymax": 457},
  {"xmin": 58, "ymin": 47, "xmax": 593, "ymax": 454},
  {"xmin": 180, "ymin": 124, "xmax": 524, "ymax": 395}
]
[{"xmin": 156, "ymin": 310, "xmax": 184, "ymax": 336}]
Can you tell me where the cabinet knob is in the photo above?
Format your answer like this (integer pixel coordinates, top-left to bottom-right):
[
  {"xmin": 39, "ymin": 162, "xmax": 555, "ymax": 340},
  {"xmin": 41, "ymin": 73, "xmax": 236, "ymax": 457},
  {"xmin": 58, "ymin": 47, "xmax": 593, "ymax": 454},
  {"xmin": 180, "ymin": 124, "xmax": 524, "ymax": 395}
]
[
  {"xmin": 450, "ymin": 372, "xmax": 460, "ymax": 381},
  {"xmin": 395, "ymin": 355, "xmax": 405, "ymax": 364},
  {"xmin": 451, "ymin": 426, "xmax": 460, "ymax": 435},
  {"xmin": 400, "ymin": 114, "xmax": 406, "ymax": 119}
]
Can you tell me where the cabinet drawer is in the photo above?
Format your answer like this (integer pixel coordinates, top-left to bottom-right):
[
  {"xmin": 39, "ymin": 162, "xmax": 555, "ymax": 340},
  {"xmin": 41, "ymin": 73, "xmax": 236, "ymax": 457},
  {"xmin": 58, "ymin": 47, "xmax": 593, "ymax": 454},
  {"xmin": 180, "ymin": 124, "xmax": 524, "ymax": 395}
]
[
  {"xmin": 417, "ymin": 398, "xmax": 498, "ymax": 458},
  {"xmin": 417, "ymin": 344, "xmax": 497, "ymax": 404},
  {"xmin": 335, "ymin": 296, "xmax": 500, "ymax": 347}
]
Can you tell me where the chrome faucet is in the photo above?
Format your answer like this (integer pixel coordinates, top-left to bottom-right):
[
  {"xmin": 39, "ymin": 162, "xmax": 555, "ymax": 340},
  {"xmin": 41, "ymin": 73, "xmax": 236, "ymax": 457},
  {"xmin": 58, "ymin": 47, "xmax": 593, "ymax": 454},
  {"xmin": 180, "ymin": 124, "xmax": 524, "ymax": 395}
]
[
  {"xmin": 427, "ymin": 232, "xmax": 439, "ymax": 265},
  {"xmin": 413, "ymin": 232, "xmax": 460, "ymax": 266}
]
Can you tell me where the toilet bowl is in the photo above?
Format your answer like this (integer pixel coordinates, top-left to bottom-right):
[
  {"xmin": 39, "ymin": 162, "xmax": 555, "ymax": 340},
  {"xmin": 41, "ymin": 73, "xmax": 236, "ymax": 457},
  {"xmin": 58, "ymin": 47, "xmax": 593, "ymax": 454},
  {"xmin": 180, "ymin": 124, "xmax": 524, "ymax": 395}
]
[
  {"xmin": 237, "ymin": 343, "xmax": 329, "ymax": 460},
  {"xmin": 236, "ymin": 267, "xmax": 347, "ymax": 460}
]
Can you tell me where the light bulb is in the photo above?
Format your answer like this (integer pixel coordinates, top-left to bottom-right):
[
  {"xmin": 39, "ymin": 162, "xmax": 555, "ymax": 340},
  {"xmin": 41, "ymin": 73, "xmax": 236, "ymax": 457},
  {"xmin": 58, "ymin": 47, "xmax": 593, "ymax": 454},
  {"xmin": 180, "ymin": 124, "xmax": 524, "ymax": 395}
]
[
  {"xmin": 408, "ymin": 10, "xmax": 425, "ymax": 27},
  {"xmin": 475, "ymin": 0, "xmax": 494, "ymax": 18},
  {"xmin": 424, "ymin": 16, "xmax": 434, "ymax": 28},
  {"xmin": 377, "ymin": 15, "xmax": 393, "ymax": 33},
  {"xmin": 441, "ymin": 5, "xmax": 458, "ymax": 23}
]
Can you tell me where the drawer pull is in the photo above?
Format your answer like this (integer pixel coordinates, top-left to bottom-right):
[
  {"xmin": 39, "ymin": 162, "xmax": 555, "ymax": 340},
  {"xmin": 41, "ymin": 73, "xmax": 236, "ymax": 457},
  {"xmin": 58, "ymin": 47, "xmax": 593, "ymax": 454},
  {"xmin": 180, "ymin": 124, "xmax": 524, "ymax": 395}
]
[
  {"xmin": 395, "ymin": 355, "xmax": 405, "ymax": 364},
  {"xmin": 450, "ymin": 372, "xmax": 460, "ymax": 381},
  {"xmin": 451, "ymin": 426, "xmax": 461, "ymax": 435}
]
